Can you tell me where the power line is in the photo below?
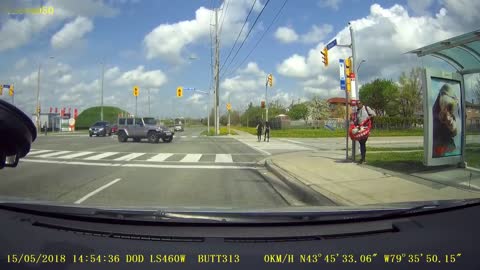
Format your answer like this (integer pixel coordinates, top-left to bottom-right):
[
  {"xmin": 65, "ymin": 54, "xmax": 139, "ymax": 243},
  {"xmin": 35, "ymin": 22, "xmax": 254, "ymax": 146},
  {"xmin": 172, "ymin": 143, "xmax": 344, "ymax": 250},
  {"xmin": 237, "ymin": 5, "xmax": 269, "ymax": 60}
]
[
  {"xmin": 218, "ymin": 0, "xmax": 230, "ymax": 37},
  {"xmin": 219, "ymin": 0, "xmax": 257, "ymax": 74},
  {"xmin": 221, "ymin": 0, "xmax": 271, "ymax": 78},
  {"xmin": 225, "ymin": 0, "xmax": 288, "ymax": 77}
]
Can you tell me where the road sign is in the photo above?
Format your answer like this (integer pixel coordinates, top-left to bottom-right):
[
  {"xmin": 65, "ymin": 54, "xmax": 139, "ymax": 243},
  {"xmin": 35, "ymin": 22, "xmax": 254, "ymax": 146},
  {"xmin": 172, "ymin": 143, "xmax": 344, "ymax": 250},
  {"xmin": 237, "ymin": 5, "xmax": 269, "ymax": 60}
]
[
  {"xmin": 339, "ymin": 59, "xmax": 346, "ymax": 90},
  {"xmin": 176, "ymin": 86, "xmax": 183, "ymax": 97},
  {"xmin": 184, "ymin": 87, "xmax": 195, "ymax": 91},
  {"xmin": 326, "ymin": 39, "xmax": 337, "ymax": 50},
  {"xmin": 226, "ymin": 103, "xmax": 231, "ymax": 111},
  {"xmin": 133, "ymin": 86, "xmax": 139, "ymax": 97}
]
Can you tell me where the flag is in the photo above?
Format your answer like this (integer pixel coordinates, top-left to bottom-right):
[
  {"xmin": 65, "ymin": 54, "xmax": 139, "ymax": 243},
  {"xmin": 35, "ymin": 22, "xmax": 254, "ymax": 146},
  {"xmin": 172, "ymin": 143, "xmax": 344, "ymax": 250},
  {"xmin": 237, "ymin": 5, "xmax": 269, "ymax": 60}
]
[
  {"xmin": 55, "ymin": 107, "xmax": 58, "ymax": 113},
  {"xmin": 50, "ymin": 107, "xmax": 52, "ymax": 113}
]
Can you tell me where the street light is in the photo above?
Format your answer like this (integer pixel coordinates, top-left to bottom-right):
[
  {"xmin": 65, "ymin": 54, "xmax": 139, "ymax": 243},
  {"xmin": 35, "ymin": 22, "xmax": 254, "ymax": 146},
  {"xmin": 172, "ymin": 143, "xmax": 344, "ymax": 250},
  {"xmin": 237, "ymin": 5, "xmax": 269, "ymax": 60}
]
[
  {"xmin": 36, "ymin": 56, "xmax": 55, "ymax": 132},
  {"xmin": 100, "ymin": 61, "xmax": 105, "ymax": 121},
  {"xmin": 357, "ymin": 59, "xmax": 366, "ymax": 74}
]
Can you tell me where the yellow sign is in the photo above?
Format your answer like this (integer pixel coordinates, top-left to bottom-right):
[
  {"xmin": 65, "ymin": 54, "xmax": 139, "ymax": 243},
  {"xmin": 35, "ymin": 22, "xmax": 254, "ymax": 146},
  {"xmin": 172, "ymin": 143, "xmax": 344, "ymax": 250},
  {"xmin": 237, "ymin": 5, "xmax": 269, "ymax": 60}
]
[
  {"xmin": 267, "ymin": 74, "xmax": 273, "ymax": 87},
  {"xmin": 176, "ymin": 87, "xmax": 183, "ymax": 97},
  {"xmin": 9, "ymin": 85, "xmax": 14, "ymax": 96},
  {"xmin": 133, "ymin": 86, "xmax": 139, "ymax": 97},
  {"xmin": 226, "ymin": 103, "xmax": 231, "ymax": 111}
]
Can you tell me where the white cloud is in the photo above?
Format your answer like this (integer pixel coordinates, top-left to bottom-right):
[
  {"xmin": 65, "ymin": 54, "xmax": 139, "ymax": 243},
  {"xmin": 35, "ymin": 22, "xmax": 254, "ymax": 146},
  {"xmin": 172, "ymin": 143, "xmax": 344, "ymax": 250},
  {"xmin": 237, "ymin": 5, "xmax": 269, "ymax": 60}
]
[
  {"xmin": 105, "ymin": 66, "xmax": 120, "ymax": 80},
  {"xmin": 301, "ymin": 24, "xmax": 333, "ymax": 44},
  {"xmin": 275, "ymin": 24, "xmax": 333, "ymax": 44},
  {"xmin": 143, "ymin": 0, "xmax": 264, "ymax": 63},
  {"xmin": 187, "ymin": 93, "xmax": 203, "ymax": 104},
  {"xmin": 277, "ymin": 54, "xmax": 309, "ymax": 78},
  {"xmin": 22, "ymin": 71, "xmax": 37, "ymax": 86},
  {"xmin": 317, "ymin": 0, "xmax": 342, "ymax": 10},
  {"xmin": 113, "ymin": 66, "xmax": 167, "ymax": 88},
  {"xmin": 274, "ymin": 26, "xmax": 298, "ymax": 43},
  {"xmin": 0, "ymin": 0, "xmax": 118, "ymax": 52},
  {"xmin": 51, "ymin": 17, "xmax": 93, "ymax": 49},
  {"xmin": 58, "ymin": 74, "xmax": 72, "ymax": 84},
  {"xmin": 15, "ymin": 58, "xmax": 28, "ymax": 70},
  {"xmin": 407, "ymin": 0, "xmax": 434, "ymax": 15}
]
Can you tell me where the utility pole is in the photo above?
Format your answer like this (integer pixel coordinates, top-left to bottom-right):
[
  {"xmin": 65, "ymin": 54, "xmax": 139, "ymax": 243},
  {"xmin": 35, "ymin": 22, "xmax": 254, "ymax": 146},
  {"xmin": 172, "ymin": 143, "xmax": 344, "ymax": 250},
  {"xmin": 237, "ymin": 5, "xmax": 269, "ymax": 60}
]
[
  {"xmin": 349, "ymin": 23, "xmax": 359, "ymax": 161},
  {"xmin": 36, "ymin": 63, "xmax": 41, "ymax": 132},
  {"xmin": 100, "ymin": 62, "xmax": 105, "ymax": 121},
  {"xmin": 228, "ymin": 94, "xmax": 231, "ymax": 135},
  {"xmin": 214, "ymin": 8, "xmax": 220, "ymax": 136}
]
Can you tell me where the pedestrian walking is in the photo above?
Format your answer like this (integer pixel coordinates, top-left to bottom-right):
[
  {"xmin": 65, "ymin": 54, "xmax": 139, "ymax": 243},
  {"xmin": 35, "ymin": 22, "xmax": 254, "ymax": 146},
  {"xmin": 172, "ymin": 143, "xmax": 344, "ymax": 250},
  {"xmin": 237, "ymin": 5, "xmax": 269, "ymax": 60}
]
[
  {"xmin": 256, "ymin": 121, "xmax": 263, "ymax": 142},
  {"xmin": 353, "ymin": 101, "xmax": 376, "ymax": 164},
  {"xmin": 264, "ymin": 121, "xmax": 270, "ymax": 142}
]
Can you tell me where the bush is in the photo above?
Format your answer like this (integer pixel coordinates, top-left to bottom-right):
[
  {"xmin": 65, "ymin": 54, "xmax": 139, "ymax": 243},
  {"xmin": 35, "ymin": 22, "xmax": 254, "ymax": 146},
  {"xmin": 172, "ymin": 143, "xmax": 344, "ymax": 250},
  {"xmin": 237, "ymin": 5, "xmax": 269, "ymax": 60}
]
[{"xmin": 373, "ymin": 116, "xmax": 422, "ymax": 129}]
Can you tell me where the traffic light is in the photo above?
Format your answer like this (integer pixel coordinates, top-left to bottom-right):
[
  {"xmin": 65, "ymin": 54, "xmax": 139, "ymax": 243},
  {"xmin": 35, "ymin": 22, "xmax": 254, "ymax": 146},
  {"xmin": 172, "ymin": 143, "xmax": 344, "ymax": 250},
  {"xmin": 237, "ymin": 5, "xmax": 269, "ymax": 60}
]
[
  {"xmin": 0, "ymin": 87, "xmax": 2, "ymax": 96},
  {"xmin": 176, "ymin": 87, "xmax": 183, "ymax": 97},
  {"xmin": 8, "ymin": 85, "xmax": 14, "ymax": 96},
  {"xmin": 133, "ymin": 86, "xmax": 139, "ymax": 97},
  {"xmin": 267, "ymin": 74, "xmax": 273, "ymax": 87},
  {"xmin": 345, "ymin": 57, "xmax": 352, "ymax": 78},
  {"xmin": 261, "ymin": 101, "xmax": 265, "ymax": 108},
  {"xmin": 321, "ymin": 47, "xmax": 328, "ymax": 67},
  {"xmin": 37, "ymin": 105, "xmax": 41, "ymax": 114},
  {"xmin": 226, "ymin": 103, "xmax": 231, "ymax": 111}
]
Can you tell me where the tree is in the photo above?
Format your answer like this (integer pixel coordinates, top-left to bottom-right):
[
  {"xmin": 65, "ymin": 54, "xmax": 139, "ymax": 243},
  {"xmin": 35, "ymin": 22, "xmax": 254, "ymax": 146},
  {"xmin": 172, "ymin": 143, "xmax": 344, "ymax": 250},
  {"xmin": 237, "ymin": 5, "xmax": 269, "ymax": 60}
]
[
  {"xmin": 359, "ymin": 79, "xmax": 399, "ymax": 116},
  {"xmin": 473, "ymin": 75, "xmax": 480, "ymax": 104},
  {"xmin": 397, "ymin": 67, "xmax": 423, "ymax": 117},
  {"xmin": 308, "ymin": 96, "xmax": 330, "ymax": 120},
  {"xmin": 288, "ymin": 103, "xmax": 310, "ymax": 124}
]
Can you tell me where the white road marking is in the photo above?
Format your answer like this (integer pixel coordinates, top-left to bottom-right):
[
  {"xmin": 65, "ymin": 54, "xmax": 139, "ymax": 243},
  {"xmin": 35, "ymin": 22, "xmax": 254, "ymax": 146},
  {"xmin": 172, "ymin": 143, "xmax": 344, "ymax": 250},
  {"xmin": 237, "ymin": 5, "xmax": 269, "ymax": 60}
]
[
  {"xmin": 180, "ymin": 154, "xmax": 202, "ymax": 162},
  {"xmin": 215, "ymin": 154, "xmax": 233, "ymax": 163},
  {"xmin": 191, "ymin": 136, "xmax": 198, "ymax": 138},
  {"xmin": 84, "ymin": 152, "xmax": 119, "ymax": 160},
  {"xmin": 114, "ymin": 153, "xmax": 145, "ymax": 161},
  {"xmin": 147, "ymin": 153, "xmax": 174, "ymax": 162},
  {"xmin": 36, "ymin": 151, "xmax": 72, "ymax": 158},
  {"xmin": 231, "ymin": 136, "xmax": 271, "ymax": 156},
  {"xmin": 74, "ymin": 178, "xmax": 122, "ymax": 204},
  {"xmin": 27, "ymin": 150, "xmax": 54, "ymax": 156},
  {"xmin": 54, "ymin": 151, "xmax": 94, "ymax": 159},
  {"xmin": 181, "ymin": 136, "xmax": 187, "ymax": 138},
  {"xmin": 21, "ymin": 159, "xmax": 255, "ymax": 169}
]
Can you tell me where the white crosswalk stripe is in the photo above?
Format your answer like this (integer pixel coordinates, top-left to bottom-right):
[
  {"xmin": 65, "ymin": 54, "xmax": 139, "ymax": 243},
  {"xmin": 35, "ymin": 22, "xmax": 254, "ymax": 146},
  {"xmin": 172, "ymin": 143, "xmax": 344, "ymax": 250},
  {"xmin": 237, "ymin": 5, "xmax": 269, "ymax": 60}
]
[
  {"xmin": 147, "ymin": 153, "xmax": 173, "ymax": 162},
  {"xmin": 84, "ymin": 152, "xmax": 119, "ymax": 160},
  {"xmin": 55, "ymin": 151, "xmax": 94, "ymax": 159},
  {"xmin": 180, "ymin": 154, "xmax": 202, "ymax": 162},
  {"xmin": 27, "ymin": 150, "xmax": 54, "ymax": 156},
  {"xmin": 215, "ymin": 154, "xmax": 233, "ymax": 163},
  {"xmin": 113, "ymin": 153, "xmax": 146, "ymax": 161},
  {"xmin": 36, "ymin": 151, "xmax": 72, "ymax": 158}
]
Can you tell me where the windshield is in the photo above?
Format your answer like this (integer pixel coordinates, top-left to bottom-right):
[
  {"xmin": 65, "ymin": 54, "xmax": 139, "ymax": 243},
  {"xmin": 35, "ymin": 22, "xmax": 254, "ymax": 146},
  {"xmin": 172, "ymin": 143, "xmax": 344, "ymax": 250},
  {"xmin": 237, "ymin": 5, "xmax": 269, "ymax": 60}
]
[
  {"xmin": 143, "ymin": 118, "xmax": 157, "ymax": 125},
  {"xmin": 0, "ymin": 0, "xmax": 479, "ymax": 220}
]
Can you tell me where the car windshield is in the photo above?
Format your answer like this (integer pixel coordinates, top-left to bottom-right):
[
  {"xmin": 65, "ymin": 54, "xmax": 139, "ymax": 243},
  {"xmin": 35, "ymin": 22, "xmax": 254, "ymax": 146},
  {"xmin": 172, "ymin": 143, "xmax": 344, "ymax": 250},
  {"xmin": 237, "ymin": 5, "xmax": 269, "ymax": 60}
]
[
  {"xmin": 0, "ymin": 0, "xmax": 479, "ymax": 222},
  {"xmin": 143, "ymin": 118, "xmax": 156, "ymax": 125}
]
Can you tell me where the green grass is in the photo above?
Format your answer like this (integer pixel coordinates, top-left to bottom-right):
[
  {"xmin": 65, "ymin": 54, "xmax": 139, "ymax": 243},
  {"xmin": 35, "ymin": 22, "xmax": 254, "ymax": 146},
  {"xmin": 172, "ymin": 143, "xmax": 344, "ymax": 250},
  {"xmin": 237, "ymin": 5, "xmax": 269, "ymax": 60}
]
[
  {"xmin": 367, "ymin": 144, "xmax": 480, "ymax": 152},
  {"xmin": 201, "ymin": 127, "xmax": 237, "ymax": 136},
  {"xmin": 76, "ymin": 106, "xmax": 130, "ymax": 128},
  {"xmin": 366, "ymin": 149, "xmax": 480, "ymax": 173}
]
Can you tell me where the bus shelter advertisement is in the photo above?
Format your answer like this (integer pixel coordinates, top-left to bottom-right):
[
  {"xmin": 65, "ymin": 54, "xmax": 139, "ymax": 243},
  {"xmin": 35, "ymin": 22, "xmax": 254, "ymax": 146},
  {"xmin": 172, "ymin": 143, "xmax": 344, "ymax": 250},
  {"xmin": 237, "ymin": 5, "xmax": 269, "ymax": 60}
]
[{"xmin": 423, "ymin": 69, "xmax": 464, "ymax": 166}]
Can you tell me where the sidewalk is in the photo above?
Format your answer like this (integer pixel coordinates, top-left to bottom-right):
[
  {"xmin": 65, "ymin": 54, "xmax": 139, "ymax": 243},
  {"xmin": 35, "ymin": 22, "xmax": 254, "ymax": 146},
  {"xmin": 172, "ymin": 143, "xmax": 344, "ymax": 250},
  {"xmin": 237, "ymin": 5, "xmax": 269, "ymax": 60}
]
[{"xmin": 233, "ymin": 129, "xmax": 480, "ymax": 205}]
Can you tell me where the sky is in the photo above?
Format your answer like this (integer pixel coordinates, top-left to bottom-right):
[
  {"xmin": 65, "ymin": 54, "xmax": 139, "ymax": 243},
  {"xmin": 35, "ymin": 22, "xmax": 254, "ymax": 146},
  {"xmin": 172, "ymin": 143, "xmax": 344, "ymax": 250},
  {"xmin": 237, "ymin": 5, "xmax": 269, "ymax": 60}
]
[{"xmin": 0, "ymin": 0, "xmax": 479, "ymax": 118}]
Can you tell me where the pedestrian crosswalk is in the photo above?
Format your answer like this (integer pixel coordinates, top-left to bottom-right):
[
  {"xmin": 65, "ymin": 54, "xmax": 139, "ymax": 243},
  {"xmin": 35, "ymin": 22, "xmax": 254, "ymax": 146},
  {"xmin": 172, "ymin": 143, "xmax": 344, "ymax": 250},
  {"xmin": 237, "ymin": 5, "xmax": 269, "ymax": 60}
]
[{"xmin": 26, "ymin": 149, "xmax": 249, "ymax": 163}]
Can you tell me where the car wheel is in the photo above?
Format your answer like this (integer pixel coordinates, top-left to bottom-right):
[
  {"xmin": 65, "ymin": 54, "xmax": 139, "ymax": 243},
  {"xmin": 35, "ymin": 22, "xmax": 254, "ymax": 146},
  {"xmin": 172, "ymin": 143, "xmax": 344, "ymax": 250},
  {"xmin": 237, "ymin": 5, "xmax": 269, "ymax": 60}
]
[
  {"xmin": 108, "ymin": 132, "xmax": 112, "ymax": 136},
  {"xmin": 0, "ymin": 151, "xmax": 6, "ymax": 170},
  {"xmin": 133, "ymin": 138, "xmax": 141, "ymax": 142},
  {"xmin": 147, "ymin": 131, "xmax": 159, "ymax": 143},
  {"xmin": 5, "ymin": 154, "xmax": 19, "ymax": 168},
  {"xmin": 117, "ymin": 131, "xmax": 127, "ymax": 142},
  {"xmin": 89, "ymin": 133, "xmax": 92, "ymax": 137}
]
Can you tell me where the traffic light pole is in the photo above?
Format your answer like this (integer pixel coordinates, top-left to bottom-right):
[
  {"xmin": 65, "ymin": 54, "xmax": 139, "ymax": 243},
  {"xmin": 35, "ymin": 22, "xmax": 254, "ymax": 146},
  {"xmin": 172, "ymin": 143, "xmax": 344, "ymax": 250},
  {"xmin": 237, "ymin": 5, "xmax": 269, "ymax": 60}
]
[
  {"xmin": 349, "ymin": 23, "xmax": 359, "ymax": 162},
  {"xmin": 135, "ymin": 96, "xmax": 138, "ymax": 116},
  {"xmin": 265, "ymin": 79, "xmax": 269, "ymax": 122},
  {"xmin": 213, "ymin": 8, "xmax": 220, "ymax": 136}
]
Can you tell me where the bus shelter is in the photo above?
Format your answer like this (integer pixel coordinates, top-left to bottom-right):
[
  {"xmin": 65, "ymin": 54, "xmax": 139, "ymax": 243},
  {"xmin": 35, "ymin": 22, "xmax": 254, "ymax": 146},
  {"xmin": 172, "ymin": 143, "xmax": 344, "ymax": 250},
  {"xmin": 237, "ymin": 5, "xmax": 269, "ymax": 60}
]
[{"xmin": 409, "ymin": 29, "xmax": 480, "ymax": 167}]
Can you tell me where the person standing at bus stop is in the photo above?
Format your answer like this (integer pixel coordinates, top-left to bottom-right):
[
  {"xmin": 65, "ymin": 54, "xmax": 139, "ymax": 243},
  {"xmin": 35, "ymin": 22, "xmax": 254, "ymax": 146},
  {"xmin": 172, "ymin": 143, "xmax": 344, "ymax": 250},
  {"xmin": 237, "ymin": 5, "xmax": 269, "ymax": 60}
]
[
  {"xmin": 264, "ymin": 121, "xmax": 271, "ymax": 142},
  {"xmin": 354, "ymin": 100, "xmax": 376, "ymax": 164}
]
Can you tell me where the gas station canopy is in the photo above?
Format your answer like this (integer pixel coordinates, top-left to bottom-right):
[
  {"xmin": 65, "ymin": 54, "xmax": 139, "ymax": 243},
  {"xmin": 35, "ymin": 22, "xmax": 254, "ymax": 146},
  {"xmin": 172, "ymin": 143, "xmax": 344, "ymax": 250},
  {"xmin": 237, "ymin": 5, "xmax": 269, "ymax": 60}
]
[{"xmin": 409, "ymin": 29, "xmax": 480, "ymax": 75}]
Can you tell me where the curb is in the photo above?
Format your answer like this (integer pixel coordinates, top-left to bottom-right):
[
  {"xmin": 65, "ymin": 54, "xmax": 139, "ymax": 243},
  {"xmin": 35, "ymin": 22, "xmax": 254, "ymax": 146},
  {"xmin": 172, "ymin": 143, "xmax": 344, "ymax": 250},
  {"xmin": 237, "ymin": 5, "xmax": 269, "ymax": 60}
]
[{"xmin": 264, "ymin": 159, "xmax": 340, "ymax": 206}]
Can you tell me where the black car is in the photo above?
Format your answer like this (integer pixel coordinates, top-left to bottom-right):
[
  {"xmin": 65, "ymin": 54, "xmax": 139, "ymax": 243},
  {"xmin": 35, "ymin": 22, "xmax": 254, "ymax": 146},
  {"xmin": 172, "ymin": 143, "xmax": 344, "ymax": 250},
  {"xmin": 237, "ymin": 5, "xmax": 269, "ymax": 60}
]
[{"xmin": 89, "ymin": 121, "xmax": 112, "ymax": 137}]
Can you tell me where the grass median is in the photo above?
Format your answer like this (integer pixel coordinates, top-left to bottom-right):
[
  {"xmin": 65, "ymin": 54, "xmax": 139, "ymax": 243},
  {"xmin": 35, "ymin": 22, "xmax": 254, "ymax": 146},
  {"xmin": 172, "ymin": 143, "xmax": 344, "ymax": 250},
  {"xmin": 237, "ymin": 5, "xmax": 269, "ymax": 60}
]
[
  {"xmin": 364, "ymin": 148, "xmax": 480, "ymax": 173},
  {"xmin": 201, "ymin": 127, "xmax": 238, "ymax": 136}
]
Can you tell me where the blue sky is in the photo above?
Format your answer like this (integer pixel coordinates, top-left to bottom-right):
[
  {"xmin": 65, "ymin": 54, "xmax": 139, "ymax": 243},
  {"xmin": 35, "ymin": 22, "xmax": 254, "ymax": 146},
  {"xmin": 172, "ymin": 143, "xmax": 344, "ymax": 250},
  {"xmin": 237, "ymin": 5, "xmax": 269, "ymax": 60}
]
[{"xmin": 0, "ymin": 0, "xmax": 479, "ymax": 118}]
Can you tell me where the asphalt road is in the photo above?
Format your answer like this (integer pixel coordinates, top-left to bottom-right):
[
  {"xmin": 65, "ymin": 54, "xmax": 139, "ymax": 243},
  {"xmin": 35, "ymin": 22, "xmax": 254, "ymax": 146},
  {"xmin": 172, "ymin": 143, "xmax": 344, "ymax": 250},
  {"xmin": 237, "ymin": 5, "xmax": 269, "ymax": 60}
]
[{"xmin": 0, "ymin": 128, "xmax": 297, "ymax": 208}]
